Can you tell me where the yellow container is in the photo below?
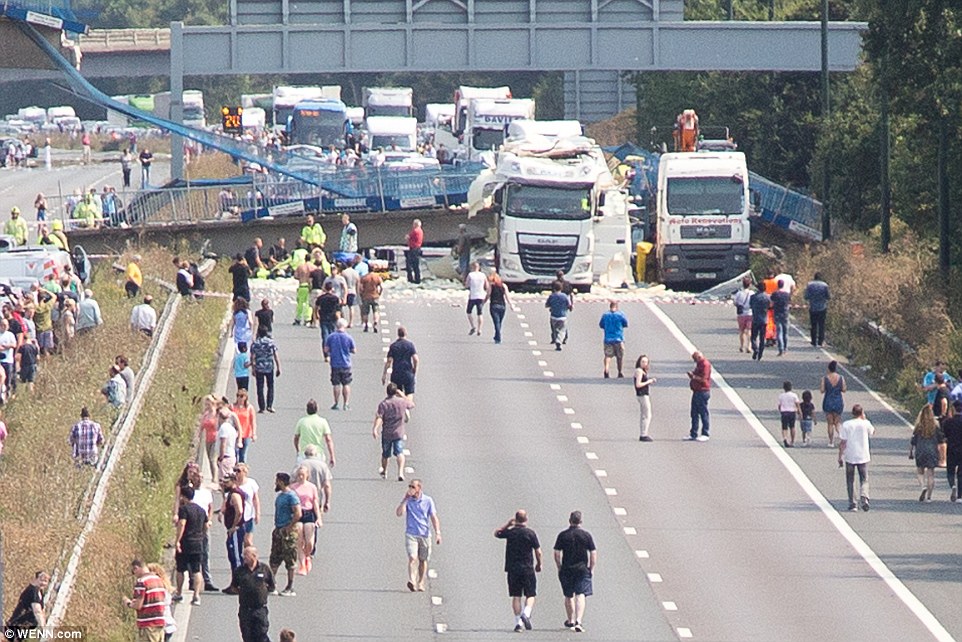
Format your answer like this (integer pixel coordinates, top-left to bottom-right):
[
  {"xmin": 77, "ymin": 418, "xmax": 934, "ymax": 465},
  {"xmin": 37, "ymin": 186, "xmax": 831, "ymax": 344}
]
[{"xmin": 635, "ymin": 241, "xmax": 654, "ymax": 282}]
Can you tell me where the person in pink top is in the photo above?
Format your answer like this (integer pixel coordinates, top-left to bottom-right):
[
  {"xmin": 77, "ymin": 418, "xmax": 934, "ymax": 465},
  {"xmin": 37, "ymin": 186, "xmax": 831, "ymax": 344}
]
[
  {"xmin": 687, "ymin": 351, "xmax": 712, "ymax": 442},
  {"xmin": 0, "ymin": 409, "xmax": 7, "ymax": 456},
  {"xmin": 290, "ymin": 465, "xmax": 320, "ymax": 576}
]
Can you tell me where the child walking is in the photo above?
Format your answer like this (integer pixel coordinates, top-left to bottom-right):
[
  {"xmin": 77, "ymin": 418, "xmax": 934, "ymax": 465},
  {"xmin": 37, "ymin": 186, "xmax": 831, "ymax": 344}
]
[
  {"xmin": 778, "ymin": 381, "xmax": 801, "ymax": 448},
  {"xmin": 234, "ymin": 342, "xmax": 252, "ymax": 392},
  {"xmin": 800, "ymin": 390, "xmax": 817, "ymax": 446}
]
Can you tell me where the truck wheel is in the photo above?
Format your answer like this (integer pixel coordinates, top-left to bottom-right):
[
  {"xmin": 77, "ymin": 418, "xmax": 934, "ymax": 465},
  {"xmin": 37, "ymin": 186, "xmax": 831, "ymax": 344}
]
[{"xmin": 575, "ymin": 284, "xmax": 591, "ymax": 294}]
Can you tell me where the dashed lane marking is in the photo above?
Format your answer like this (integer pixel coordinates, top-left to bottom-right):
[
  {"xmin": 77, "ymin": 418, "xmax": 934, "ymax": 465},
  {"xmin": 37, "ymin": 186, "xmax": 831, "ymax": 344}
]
[
  {"xmin": 663, "ymin": 602, "xmax": 678, "ymax": 611},
  {"xmin": 635, "ymin": 550, "xmax": 649, "ymax": 558},
  {"xmin": 605, "ymin": 487, "xmax": 617, "ymax": 495},
  {"xmin": 550, "ymin": 384, "xmax": 561, "ymax": 390},
  {"xmin": 543, "ymin": 371, "xmax": 554, "ymax": 377},
  {"xmin": 586, "ymin": 452, "xmax": 598, "ymax": 460},
  {"xmin": 557, "ymin": 395, "xmax": 568, "ymax": 401},
  {"xmin": 594, "ymin": 469, "xmax": 607, "ymax": 477},
  {"xmin": 647, "ymin": 573, "xmax": 662, "ymax": 583},
  {"xmin": 678, "ymin": 627, "xmax": 693, "ymax": 638},
  {"xmin": 613, "ymin": 507, "xmax": 627, "ymax": 516},
  {"xmin": 624, "ymin": 527, "xmax": 637, "ymax": 535},
  {"xmin": 570, "ymin": 422, "xmax": 582, "ymax": 429},
  {"xmin": 577, "ymin": 436, "xmax": 589, "ymax": 444},
  {"xmin": 528, "ymin": 340, "xmax": 538, "ymax": 346},
  {"xmin": 428, "ymin": 569, "xmax": 438, "ymax": 579},
  {"xmin": 524, "ymin": 331, "xmax": 533, "ymax": 337},
  {"xmin": 538, "ymin": 360, "xmax": 547, "ymax": 366},
  {"xmin": 431, "ymin": 596, "xmax": 443, "ymax": 606},
  {"xmin": 532, "ymin": 350, "xmax": 542, "ymax": 356},
  {"xmin": 563, "ymin": 407, "xmax": 575, "ymax": 415}
]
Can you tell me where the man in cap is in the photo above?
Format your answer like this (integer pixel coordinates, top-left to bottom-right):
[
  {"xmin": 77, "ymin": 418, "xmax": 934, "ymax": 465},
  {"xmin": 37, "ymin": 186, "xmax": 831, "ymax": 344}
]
[{"xmin": 5, "ymin": 207, "xmax": 28, "ymax": 246}]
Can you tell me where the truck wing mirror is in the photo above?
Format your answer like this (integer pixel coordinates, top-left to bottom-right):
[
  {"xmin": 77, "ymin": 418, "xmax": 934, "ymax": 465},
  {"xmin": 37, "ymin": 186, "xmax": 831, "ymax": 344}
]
[
  {"xmin": 493, "ymin": 190, "xmax": 503, "ymax": 206},
  {"xmin": 751, "ymin": 189, "xmax": 761, "ymax": 209}
]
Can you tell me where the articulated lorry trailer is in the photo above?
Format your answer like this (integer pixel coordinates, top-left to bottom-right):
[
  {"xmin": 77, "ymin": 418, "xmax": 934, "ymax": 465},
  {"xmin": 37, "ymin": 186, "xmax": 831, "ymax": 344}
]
[{"xmin": 469, "ymin": 120, "xmax": 632, "ymax": 291}]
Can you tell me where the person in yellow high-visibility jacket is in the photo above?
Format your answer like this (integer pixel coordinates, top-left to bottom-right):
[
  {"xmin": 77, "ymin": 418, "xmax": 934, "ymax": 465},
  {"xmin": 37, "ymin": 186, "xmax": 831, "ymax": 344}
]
[
  {"xmin": 4, "ymin": 207, "xmax": 28, "ymax": 245},
  {"xmin": 300, "ymin": 214, "xmax": 326, "ymax": 250}
]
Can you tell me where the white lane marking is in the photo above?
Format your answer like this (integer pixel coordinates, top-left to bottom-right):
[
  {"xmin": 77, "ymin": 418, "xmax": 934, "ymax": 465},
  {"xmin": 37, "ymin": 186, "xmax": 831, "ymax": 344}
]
[
  {"xmin": 594, "ymin": 469, "xmax": 607, "ymax": 477},
  {"xmin": 624, "ymin": 527, "xmax": 637, "ymax": 535},
  {"xmin": 517, "ymin": 314, "xmax": 525, "ymax": 319},
  {"xmin": 613, "ymin": 507, "xmax": 627, "ymax": 516},
  {"xmin": 402, "ymin": 449, "xmax": 411, "ymax": 456},
  {"xmin": 382, "ymin": 347, "xmax": 389, "ymax": 352},
  {"xmin": 663, "ymin": 602, "xmax": 678, "ymax": 611},
  {"xmin": 538, "ymin": 360, "xmax": 547, "ymax": 366},
  {"xmin": 563, "ymin": 407, "xmax": 575, "ymax": 415},
  {"xmin": 524, "ymin": 331, "xmax": 533, "ymax": 337},
  {"xmin": 586, "ymin": 452, "xmax": 598, "ymax": 460},
  {"xmin": 395, "ymin": 320, "xmax": 400, "ymax": 325},
  {"xmin": 435, "ymin": 623, "xmax": 447, "ymax": 633},
  {"xmin": 605, "ymin": 487, "xmax": 617, "ymax": 495},
  {"xmin": 550, "ymin": 384, "xmax": 561, "ymax": 391},
  {"xmin": 577, "ymin": 436, "xmax": 589, "ymax": 444},
  {"xmin": 520, "ymin": 323, "xmax": 529, "ymax": 328},
  {"xmin": 382, "ymin": 337, "xmax": 390, "ymax": 343},
  {"xmin": 543, "ymin": 371, "xmax": 554, "ymax": 377},
  {"xmin": 557, "ymin": 395, "xmax": 568, "ymax": 401},
  {"xmin": 570, "ymin": 422, "xmax": 582, "ymax": 429},
  {"xmin": 643, "ymin": 298, "xmax": 954, "ymax": 642},
  {"xmin": 431, "ymin": 596, "xmax": 443, "ymax": 606},
  {"xmin": 404, "ymin": 466, "xmax": 414, "ymax": 473},
  {"xmin": 647, "ymin": 573, "xmax": 662, "ymax": 582},
  {"xmin": 678, "ymin": 628, "xmax": 693, "ymax": 639},
  {"xmin": 528, "ymin": 340, "xmax": 538, "ymax": 346},
  {"xmin": 428, "ymin": 569, "xmax": 438, "ymax": 579},
  {"xmin": 635, "ymin": 550, "xmax": 649, "ymax": 558}
]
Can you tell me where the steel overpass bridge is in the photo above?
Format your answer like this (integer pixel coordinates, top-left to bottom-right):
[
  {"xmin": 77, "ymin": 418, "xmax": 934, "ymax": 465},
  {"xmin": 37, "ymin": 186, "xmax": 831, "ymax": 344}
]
[{"xmin": 3, "ymin": 0, "xmax": 866, "ymax": 126}]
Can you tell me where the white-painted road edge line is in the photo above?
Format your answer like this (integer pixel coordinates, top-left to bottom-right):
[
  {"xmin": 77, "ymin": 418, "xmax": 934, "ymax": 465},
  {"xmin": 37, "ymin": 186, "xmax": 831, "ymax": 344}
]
[{"xmin": 643, "ymin": 298, "xmax": 953, "ymax": 642}]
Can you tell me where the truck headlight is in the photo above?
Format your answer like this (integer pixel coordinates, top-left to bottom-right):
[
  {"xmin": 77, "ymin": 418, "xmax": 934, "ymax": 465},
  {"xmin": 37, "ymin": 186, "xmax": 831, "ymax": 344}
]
[
  {"xmin": 734, "ymin": 253, "xmax": 746, "ymax": 262},
  {"xmin": 503, "ymin": 258, "xmax": 520, "ymax": 271},
  {"xmin": 667, "ymin": 255, "xmax": 680, "ymax": 262},
  {"xmin": 573, "ymin": 260, "xmax": 591, "ymax": 273}
]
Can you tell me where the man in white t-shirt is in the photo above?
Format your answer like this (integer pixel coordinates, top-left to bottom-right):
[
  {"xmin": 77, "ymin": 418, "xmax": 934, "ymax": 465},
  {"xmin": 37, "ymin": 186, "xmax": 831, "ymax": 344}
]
[
  {"xmin": 838, "ymin": 404, "xmax": 875, "ymax": 512},
  {"xmin": 774, "ymin": 270, "xmax": 796, "ymax": 295},
  {"xmin": 777, "ymin": 381, "xmax": 800, "ymax": 448},
  {"xmin": 0, "ymin": 318, "xmax": 17, "ymax": 398},
  {"xmin": 464, "ymin": 262, "xmax": 489, "ymax": 337}
]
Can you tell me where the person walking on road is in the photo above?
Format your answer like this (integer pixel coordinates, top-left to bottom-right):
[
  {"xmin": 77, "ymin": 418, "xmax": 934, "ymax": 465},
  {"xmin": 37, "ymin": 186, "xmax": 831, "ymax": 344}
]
[
  {"xmin": 405, "ymin": 219, "xmax": 423, "ymax": 284},
  {"xmin": 749, "ymin": 286, "xmax": 771, "ymax": 361},
  {"xmin": 121, "ymin": 149, "xmax": 133, "ymax": 188},
  {"xmin": 465, "ymin": 261, "xmax": 489, "ymax": 337},
  {"xmin": 315, "ymin": 282, "xmax": 341, "ymax": 350},
  {"xmin": 396, "ymin": 479, "xmax": 441, "ymax": 592},
  {"xmin": 173, "ymin": 486, "xmax": 206, "ymax": 606},
  {"xmin": 687, "ymin": 352, "xmax": 712, "ymax": 442},
  {"xmin": 804, "ymin": 272, "xmax": 830, "ymax": 347},
  {"xmin": 553, "ymin": 511, "xmax": 596, "ymax": 634},
  {"xmin": 771, "ymin": 280, "xmax": 791, "ymax": 356},
  {"xmin": 293, "ymin": 399, "xmax": 336, "ymax": 467},
  {"xmin": 229, "ymin": 254, "xmax": 252, "ymax": 304},
  {"xmin": 219, "ymin": 474, "xmax": 246, "ymax": 593},
  {"xmin": 733, "ymin": 275, "xmax": 754, "ymax": 353},
  {"xmin": 599, "ymin": 301, "xmax": 628, "ymax": 378},
  {"xmin": 382, "ymin": 327, "xmax": 418, "ymax": 400},
  {"xmin": 494, "ymin": 510, "xmax": 542, "ymax": 633},
  {"xmin": 123, "ymin": 559, "xmax": 167, "ymax": 642},
  {"xmin": 546, "ymin": 282, "xmax": 571, "ymax": 351},
  {"xmin": 290, "ymin": 465, "xmax": 320, "ymax": 576},
  {"xmin": 373, "ymin": 383, "xmax": 415, "ymax": 481},
  {"xmin": 324, "ymin": 318, "xmax": 356, "ymax": 410},
  {"xmin": 910, "ymin": 404, "xmax": 944, "ymax": 503},
  {"xmin": 943, "ymin": 401, "xmax": 962, "ymax": 502},
  {"xmin": 269, "ymin": 472, "xmax": 302, "ymax": 597},
  {"xmin": 838, "ymin": 404, "xmax": 875, "ymax": 512},
  {"xmin": 633, "ymin": 355, "xmax": 656, "ymax": 442},
  {"xmin": 231, "ymin": 546, "xmax": 275, "ymax": 642},
  {"xmin": 777, "ymin": 381, "xmax": 801, "ymax": 448},
  {"xmin": 821, "ymin": 360, "xmax": 846, "ymax": 447},
  {"xmin": 139, "ymin": 148, "xmax": 153, "ymax": 188},
  {"xmin": 486, "ymin": 271, "xmax": 511, "ymax": 344},
  {"xmin": 358, "ymin": 269, "xmax": 383, "ymax": 332},
  {"xmin": 250, "ymin": 327, "xmax": 281, "ymax": 413}
]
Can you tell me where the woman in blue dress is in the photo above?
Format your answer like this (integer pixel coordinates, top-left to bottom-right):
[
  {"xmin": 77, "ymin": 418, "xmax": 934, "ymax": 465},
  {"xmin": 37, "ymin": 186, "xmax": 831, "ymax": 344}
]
[{"xmin": 820, "ymin": 360, "xmax": 846, "ymax": 447}]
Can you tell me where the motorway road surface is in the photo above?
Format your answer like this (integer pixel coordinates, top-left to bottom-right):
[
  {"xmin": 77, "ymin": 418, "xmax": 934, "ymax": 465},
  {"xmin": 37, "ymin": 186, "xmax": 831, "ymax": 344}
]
[
  {"xmin": 0, "ymin": 154, "xmax": 169, "ymax": 236},
  {"xmin": 176, "ymin": 282, "xmax": 958, "ymax": 642}
]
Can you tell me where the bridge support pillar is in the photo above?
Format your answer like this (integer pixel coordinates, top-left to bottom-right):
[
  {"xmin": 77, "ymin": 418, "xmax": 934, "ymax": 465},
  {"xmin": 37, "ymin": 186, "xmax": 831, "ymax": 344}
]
[
  {"xmin": 169, "ymin": 21, "xmax": 184, "ymax": 181},
  {"xmin": 564, "ymin": 70, "xmax": 634, "ymax": 124}
]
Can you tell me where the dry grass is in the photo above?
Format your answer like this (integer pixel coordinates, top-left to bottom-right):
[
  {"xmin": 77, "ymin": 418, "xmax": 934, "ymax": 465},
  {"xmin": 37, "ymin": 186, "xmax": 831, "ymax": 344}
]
[
  {"xmin": 777, "ymin": 221, "xmax": 952, "ymax": 407},
  {"xmin": 62, "ymin": 264, "xmax": 230, "ymax": 641},
  {"xmin": 185, "ymin": 152, "xmax": 243, "ymax": 180},
  {"xmin": 586, "ymin": 107, "xmax": 638, "ymax": 147},
  {"xmin": 0, "ymin": 247, "xmax": 226, "ymax": 639}
]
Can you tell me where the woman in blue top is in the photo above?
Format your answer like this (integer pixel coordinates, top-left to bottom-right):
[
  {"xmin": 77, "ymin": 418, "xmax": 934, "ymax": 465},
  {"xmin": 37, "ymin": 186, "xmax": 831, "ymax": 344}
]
[
  {"xmin": 820, "ymin": 360, "xmax": 846, "ymax": 447},
  {"xmin": 229, "ymin": 297, "xmax": 253, "ymax": 349}
]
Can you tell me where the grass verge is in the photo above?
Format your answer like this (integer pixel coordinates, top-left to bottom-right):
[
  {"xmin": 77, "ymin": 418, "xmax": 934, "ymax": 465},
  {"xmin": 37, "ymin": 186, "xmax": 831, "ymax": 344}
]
[{"xmin": 59, "ymin": 262, "xmax": 230, "ymax": 641}]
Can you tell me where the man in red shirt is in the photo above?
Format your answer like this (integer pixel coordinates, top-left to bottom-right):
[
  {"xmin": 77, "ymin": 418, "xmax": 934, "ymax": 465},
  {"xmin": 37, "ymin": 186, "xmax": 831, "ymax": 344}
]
[
  {"xmin": 687, "ymin": 351, "xmax": 712, "ymax": 442},
  {"xmin": 123, "ymin": 559, "xmax": 167, "ymax": 642},
  {"xmin": 405, "ymin": 219, "xmax": 424, "ymax": 284}
]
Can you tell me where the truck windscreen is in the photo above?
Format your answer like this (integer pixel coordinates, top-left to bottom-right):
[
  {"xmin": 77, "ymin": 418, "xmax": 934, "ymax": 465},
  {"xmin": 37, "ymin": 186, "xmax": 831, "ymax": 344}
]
[
  {"xmin": 505, "ymin": 185, "xmax": 591, "ymax": 220},
  {"xmin": 371, "ymin": 135, "xmax": 413, "ymax": 150},
  {"xmin": 666, "ymin": 177, "xmax": 744, "ymax": 215},
  {"xmin": 368, "ymin": 105, "xmax": 411, "ymax": 117},
  {"xmin": 472, "ymin": 127, "xmax": 506, "ymax": 150}
]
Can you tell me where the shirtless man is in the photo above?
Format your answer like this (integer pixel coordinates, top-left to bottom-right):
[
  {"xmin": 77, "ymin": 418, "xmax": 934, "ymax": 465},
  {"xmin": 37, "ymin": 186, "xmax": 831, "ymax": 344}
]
[{"xmin": 294, "ymin": 259, "xmax": 313, "ymax": 326}]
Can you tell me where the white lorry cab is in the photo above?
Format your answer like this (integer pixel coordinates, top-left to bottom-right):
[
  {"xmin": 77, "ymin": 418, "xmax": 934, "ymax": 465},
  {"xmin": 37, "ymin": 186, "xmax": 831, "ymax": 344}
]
[
  {"xmin": 362, "ymin": 87, "xmax": 414, "ymax": 118},
  {"xmin": 464, "ymin": 98, "xmax": 536, "ymax": 162},
  {"xmin": 468, "ymin": 120, "xmax": 632, "ymax": 291},
  {"xmin": 0, "ymin": 246, "xmax": 89, "ymax": 290},
  {"xmin": 655, "ymin": 151, "xmax": 753, "ymax": 287},
  {"xmin": 182, "ymin": 90, "xmax": 206, "ymax": 129},
  {"xmin": 365, "ymin": 116, "xmax": 417, "ymax": 151},
  {"xmin": 452, "ymin": 86, "xmax": 511, "ymax": 136}
]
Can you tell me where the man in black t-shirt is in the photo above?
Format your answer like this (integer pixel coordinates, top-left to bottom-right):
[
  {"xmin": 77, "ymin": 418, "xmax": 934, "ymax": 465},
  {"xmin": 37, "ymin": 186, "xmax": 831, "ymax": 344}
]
[
  {"xmin": 174, "ymin": 486, "xmax": 208, "ymax": 606},
  {"xmin": 494, "ymin": 510, "xmax": 542, "ymax": 632},
  {"xmin": 553, "ymin": 511, "xmax": 596, "ymax": 633},
  {"xmin": 5, "ymin": 571, "xmax": 48, "ymax": 630},
  {"xmin": 382, "ymin": 326, "xmax": 419, "ymax": 400},
  {"xmin": 315, "ymin": 282, "xmax": 342, "ymax": 351},
  {"xmin": 944, "ymin": 401, "xmax": 962, "ymax": 502},
  {"xmin": 232, "ymin": 545, "xmax": 275, "ymax": 642},
  {"xmin": 254, "ymin": 299, "xmax": 274, "ymax": 337},
  {"xmin": 229, "ymin": 254, "xmax": 251, "ymax": 303}
]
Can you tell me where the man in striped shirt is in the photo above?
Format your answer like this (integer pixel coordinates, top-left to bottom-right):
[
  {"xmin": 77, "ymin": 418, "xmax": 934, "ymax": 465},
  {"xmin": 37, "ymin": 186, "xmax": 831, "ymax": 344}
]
[{"xmin": 123, "ymin": 559, "xmax": 167, "ymax": 642}]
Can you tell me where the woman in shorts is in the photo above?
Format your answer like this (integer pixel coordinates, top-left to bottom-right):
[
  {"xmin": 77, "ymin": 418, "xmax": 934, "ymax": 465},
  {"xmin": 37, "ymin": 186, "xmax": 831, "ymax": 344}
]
[
  {"xmin": 290, "ymin": 465, "xmax": 320, "ymax": 576},
  {"xmin": 732, "ymin": 276, "xmax": 754, "ymax": 353}
]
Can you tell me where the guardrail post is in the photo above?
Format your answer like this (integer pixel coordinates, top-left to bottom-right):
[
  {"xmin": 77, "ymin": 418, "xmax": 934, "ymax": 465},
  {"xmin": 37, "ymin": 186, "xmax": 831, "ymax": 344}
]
[{"xmin": 377, "ymin": 167, "xmax": 386, "ymax": 212}]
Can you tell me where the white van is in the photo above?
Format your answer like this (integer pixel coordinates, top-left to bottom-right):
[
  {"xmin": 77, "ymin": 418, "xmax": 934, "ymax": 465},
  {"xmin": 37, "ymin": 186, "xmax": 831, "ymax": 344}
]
[{"xmin": 0, "ymin": 247, "xmax": 88, "ymax": 289}]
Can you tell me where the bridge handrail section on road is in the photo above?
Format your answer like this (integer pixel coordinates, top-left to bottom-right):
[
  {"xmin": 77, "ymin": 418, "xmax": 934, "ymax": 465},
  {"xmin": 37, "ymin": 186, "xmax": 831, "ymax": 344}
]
[
  {"xmin": 78, "ymin": 28, "xmax": 171, "ymax": 52},
  {"xmin": 749, "ymin": 172, "xmax": 823, "ymax": 242}
]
